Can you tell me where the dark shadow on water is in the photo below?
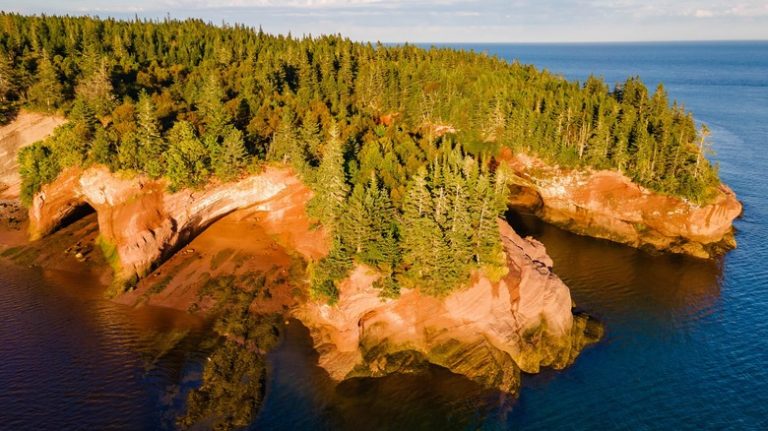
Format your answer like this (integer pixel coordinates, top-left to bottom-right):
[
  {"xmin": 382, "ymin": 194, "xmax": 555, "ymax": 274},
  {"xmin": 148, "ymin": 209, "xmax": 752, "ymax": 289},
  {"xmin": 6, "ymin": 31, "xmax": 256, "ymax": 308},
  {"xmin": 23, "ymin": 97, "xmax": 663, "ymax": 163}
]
[
  {"xmin": 254, "ymin": 319, "xmax": 506, "ymax": 431},
  {"xmin": 506, "ymin": 209, "xmax": 723, "ymax": 323}
]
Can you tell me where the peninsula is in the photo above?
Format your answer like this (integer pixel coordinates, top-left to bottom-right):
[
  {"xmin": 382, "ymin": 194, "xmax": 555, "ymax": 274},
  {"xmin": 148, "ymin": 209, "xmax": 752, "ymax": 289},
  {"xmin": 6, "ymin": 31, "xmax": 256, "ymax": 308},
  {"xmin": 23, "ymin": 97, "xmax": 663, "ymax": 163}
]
[{"xmin": 0, "ymin": 13, "xmax": 740, "ymax": 429}]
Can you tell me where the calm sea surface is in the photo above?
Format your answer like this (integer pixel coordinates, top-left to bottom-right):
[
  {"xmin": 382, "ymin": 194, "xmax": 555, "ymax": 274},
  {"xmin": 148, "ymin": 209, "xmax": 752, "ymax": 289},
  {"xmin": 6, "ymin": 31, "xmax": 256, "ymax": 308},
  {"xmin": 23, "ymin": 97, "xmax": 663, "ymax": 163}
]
[{"xmin": 1, "ymin": 42, "xmax": 767, "ymax": 430}]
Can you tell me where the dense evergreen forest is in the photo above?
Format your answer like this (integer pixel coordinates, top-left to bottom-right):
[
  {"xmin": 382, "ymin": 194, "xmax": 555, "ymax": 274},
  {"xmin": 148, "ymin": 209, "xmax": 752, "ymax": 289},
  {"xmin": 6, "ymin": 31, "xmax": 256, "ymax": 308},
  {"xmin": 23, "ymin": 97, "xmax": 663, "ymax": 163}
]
[{"xmin": 0, "ymin": 14, "xmax": 720, "ymax": 299}]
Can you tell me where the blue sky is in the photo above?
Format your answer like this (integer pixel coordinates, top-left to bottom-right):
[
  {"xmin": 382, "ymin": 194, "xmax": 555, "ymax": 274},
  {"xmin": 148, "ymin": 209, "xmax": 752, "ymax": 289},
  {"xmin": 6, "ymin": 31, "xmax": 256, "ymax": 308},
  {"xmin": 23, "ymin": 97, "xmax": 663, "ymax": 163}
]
[{"xmin": 3, "ymin": 1, "xmax": 767, "ymax": 42}]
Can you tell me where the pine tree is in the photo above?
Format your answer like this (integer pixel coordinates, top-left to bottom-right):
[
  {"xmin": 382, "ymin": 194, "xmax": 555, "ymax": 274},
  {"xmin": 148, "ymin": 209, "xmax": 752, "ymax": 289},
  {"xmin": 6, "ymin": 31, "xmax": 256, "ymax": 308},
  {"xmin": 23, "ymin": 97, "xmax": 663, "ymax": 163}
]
[
  {"xmin": 213, "ymin": 126, "xmax": 247, "ymax": 182},
  {"xmin": 117, "ymin": 132, "xmax": 141, "ymax": 171},
  {"xmin": 267, "ymin": 110, "xmax": 297, "ymax": 164},
  {"xmin": 69, "ymin": 98, "xmax": 98, "ymax": 143},
  {"xmin": 88, "ymin": 127, "xmax": 116, "ymax": 167},
  {"xmin": 400, "ymin": 167, "xmax": 436, "ymax": 283},
  {"xmin": 364, "ymin": 175, "xmax": 399, "ymax": 266},
  {"xmin": 27, "ymin": 52, "xmax": 64, "ymax": 112},
  {"xmin": 75, "ymin": 58, "xmax": 115, "ymax": 117},
  {"xmin": 308, "ymin": 121, "xmax": 349, "ymax": 227},
  {"xmin": 136, "ymin": 92, "xmax": 166, "ymax": 178},
  {"xmin": 198, "ymin": 74, "xmax": 231, "ymax": 142},
  {"xmin": 166, "ymin": 120, "xmax": 210, "ymax": 190},
  {"xmin": 0, "ymin": 48, "xmax": 17, "ymax": 123},
  {"xmin": 339, "ymin": 183, "xmax": 374, "ymax": 257}
]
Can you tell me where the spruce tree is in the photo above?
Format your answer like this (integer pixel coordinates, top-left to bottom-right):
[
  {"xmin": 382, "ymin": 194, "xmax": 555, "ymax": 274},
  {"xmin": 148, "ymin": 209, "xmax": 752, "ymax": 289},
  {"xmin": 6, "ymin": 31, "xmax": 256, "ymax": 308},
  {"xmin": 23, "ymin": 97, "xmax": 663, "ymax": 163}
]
[
  {"xmin": 308, "ymin": 121, "xmax": 349, "ymax": 227},
  {"xmin": 166, "ymin": 120, "xmax": 210, "ymax": 190},
  {"xmin": 136, "ymin": 92, "xmax": 166, "ymax": 178},
  {"xmin": 267, "ymin": 110, "xmax": 297, "ymax": 164},
  {"xmin": 198, "ymin": 74, "xmax": 231, "ymax": 142},
  {"xmin": 27, "ymin": 52, "xmax": 64, "ymax": 112},
  {"xmin": 88, "ymin": 128, "xmax": 116, "ymax": 168},
  {"xmin": 0, "ymin": 48, "xmax": 16, "ymax": 123},
  {"xmin": 214, "ymin": 126, "xmax": 247, "ymax": 182},
  {"xmin": 75, "ymin": 58, "xmax": 115, "ymax": 117}
]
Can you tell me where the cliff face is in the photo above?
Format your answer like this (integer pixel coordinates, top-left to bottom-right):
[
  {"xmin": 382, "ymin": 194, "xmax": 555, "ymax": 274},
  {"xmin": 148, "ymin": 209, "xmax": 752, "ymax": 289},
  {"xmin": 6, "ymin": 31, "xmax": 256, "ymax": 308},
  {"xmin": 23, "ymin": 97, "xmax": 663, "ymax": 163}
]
[
  {"xmin": 0, "ymin": 111, "xmax": 66, "ymax": 200},
  {"xmin": 27, "ymin": 165, "xmax": 598, "ymax": 393},
  {"xmin": 28, "ymin": 165, "xmax": 320, "ymax": 286},
  {"xmin": 505, "ymin": 152, "xmax": 742, "ymax": 258},
  {"xmin": 294, "ymin": 219, "xmax": 599, "ymax": 394}
]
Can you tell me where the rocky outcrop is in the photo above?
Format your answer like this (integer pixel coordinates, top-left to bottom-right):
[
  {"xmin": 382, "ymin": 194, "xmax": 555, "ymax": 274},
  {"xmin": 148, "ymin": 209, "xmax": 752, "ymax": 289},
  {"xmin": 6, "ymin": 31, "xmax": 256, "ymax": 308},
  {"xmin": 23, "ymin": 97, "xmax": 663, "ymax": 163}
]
[
  {"xmin": 28, "ymin": 165, "xmax": 321, "ymax": 287},
  {"xmin": 0, "ymin": 110, "xmax": 65, "ymax": 199},
  {"xmin": 26, "ymin": 160, "xmax": 600, "ymax": 394},
  {"xmin": 294, "ymin": 219, "xmax": 600, "ymax": 394},
  {"xmin": 504, "ymin": 151, "xmax": 742, "ymax": 258}
]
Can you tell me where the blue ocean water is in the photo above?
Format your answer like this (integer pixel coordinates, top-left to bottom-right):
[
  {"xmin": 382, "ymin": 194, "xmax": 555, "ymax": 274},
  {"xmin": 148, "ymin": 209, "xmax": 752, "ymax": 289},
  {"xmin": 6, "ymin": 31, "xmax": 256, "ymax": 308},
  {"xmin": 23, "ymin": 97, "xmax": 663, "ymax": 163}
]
[
  {"xmin": 457, "ymin": 41, "xmax": 768, "ymax": 430},
  {"xmin": 0, "ymin": 42, "xmax": 766, "ymax": 430}
]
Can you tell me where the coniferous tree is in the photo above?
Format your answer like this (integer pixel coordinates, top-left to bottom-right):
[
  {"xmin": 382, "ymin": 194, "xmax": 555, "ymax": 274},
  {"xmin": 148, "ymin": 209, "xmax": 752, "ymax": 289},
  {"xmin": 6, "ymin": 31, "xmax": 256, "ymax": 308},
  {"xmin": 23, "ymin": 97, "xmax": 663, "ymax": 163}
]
[
  {"xmin": 75, "ymin": 59, "xmax": 115, "ymax": 117},
  {"xmin": 88, "ymin": 127, "xmax": 116, "ymax": 167},
  {"xmin": 267, "ymin": 110, "xmax": 297, "ymax": 164},
  {"xmin": 3, "ymin": 14, "xmax": 726, "ymax": 300},
  {"xmin": 0, "ymin": 48, "xmax": 17, "ymax": 123},
  {"xmin": 199, "ymin": 74, "xmax": 231, "ymax": 142},
  {"xmin": 308, "ymin": 121, "xmax": 348, "ymax": 227},
  {"xmin": 214, "ymin": 126, "xmax": 247, "ymax": 182},
  {"xmin": 27, "ymin": 52, "xmax": 63, "ymax": 112},
  {"xmin": 136, "ymin": 92, "xmax": 165, "ymax": 178},
  {"xmin": 166, "ymin": 120, "xmax": 209, "ymax": 190}
]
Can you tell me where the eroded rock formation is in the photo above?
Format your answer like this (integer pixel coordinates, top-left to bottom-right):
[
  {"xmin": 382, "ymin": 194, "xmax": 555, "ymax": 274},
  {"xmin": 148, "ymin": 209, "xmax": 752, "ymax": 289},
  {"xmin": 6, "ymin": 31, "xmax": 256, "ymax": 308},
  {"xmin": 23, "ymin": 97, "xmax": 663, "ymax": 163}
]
[
  {"xmin": 28, "ymin": 165, "xmax": 319, "ymax": 287},
  {"xmin": 504, "ymin": 151, "xmax": 742, "ymax": 258},
  {"xmin": 26, "ymin": 163, "xmax": 599, "ymax": 393},
  {"xmin": 0, "ymin": 110, "xmax": 65, "ymax": 199},
  {"xmin": 294, "ymin": 219, "xmax": 600, "ymax": 394}
]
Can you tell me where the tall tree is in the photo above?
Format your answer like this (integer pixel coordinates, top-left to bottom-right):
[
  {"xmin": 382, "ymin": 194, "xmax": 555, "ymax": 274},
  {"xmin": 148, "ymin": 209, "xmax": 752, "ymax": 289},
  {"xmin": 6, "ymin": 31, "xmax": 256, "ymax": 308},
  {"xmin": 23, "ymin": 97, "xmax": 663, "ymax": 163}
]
[
  {"xmin": 75, "ymin": 58, "xmax": 115, "ymax": 117},
  {"xmin": 27, "ymin": 52, "xmax": 64, "ymax": 112},
  {"xmin": 213, "ymin": 126, "xmax": 247, "ymax": 182},
  {"xmin": 136, "ymin": 92, "xmax": 166, "ymax": 178},
  {"xmin": 0, "ymin": 48, "xmax": 17, "ymax": 123},
  {"xmin": 198, "ymin": 74, "xmax": 231, "ymax": 142},
  {"xmin": 166, "ymin": 120, "xmax": 210, "ymax": 190},
  {"xmin": 308, "ymin": 121, "xmax": 349, "ymax": 227}
]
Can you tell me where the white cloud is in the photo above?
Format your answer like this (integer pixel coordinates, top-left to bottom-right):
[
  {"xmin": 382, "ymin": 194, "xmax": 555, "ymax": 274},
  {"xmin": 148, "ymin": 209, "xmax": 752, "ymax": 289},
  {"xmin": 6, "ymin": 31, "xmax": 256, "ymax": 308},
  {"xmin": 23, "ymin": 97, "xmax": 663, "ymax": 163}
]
[
  {"xmin": 726, "ymin": 3, "xmax": 768, "ymax": 17},
  {"xmin": 694, "ymin": 9, "xmax": 714, "ymax": 18}
]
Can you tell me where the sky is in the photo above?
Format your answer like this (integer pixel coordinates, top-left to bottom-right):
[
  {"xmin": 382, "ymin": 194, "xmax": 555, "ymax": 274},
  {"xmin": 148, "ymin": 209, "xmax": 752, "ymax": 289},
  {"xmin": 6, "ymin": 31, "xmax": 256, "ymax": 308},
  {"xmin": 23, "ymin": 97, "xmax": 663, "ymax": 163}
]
[{"xmin": 2, "ymin": 0, "xmax": 767, "ymax": 43}]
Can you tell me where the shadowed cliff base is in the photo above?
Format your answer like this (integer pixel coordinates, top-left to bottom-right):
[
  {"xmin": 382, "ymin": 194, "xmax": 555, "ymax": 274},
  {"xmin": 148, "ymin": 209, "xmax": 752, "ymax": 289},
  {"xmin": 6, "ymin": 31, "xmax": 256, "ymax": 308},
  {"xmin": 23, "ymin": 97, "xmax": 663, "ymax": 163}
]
[
  {"xmin": 1, "ymin": 170, "xmax": 604, "ymax": 429},
  {"xmin": 1, "ymin": 112, "xmax": 603, "ymax": 419},
  {"xmin": 502, "ymin": 150, "xmax": 742, "ymax": 259}
]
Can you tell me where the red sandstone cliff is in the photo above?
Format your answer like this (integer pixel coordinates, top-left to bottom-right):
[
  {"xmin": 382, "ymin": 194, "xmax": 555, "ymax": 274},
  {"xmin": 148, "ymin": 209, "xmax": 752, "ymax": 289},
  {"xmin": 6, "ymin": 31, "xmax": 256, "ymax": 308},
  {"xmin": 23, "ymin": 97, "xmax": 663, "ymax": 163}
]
[
  {"xmin": 28, "ymin": 165, "xmax": 324, "ymax": 287},
  {"xmin": 294, "ymin": 220, "xmax": 598, "ymax": 394},
  {"xmin": 26, "ymin": 164, "xmax": 597, "ymax": 393},
  {"xmin": 504, "ymin": 151, "xmax": 742, "ymax": 258},
  {"xmin": 0, "ymin": 110, "xmax": 65, "ymax": 200}
]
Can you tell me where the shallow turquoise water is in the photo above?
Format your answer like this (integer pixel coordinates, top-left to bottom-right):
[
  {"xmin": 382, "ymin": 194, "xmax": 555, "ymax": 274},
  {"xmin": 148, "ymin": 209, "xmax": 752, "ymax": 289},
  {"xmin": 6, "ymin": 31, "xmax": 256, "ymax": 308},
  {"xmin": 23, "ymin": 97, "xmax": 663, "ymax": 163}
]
[{"xmin": 1, "ymin": 42, "xmax": 766, "ymax": 430}]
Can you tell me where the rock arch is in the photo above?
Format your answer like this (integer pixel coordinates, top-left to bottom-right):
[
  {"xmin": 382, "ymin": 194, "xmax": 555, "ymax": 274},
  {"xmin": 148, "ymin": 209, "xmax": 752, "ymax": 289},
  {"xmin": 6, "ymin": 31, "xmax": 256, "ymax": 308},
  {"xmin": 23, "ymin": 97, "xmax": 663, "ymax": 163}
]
[{"xmin": 29, "ymin": 165, "xmax": 315, "ymax": 288}]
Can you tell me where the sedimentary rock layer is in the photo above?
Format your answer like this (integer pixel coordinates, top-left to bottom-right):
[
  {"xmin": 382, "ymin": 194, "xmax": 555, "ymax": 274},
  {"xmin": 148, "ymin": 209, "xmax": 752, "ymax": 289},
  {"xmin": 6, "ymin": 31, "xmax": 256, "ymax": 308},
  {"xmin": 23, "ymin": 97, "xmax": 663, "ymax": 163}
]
[
  {"xmin": 0, "ymin": 110, "xmax": 65, "ymax": 199},
  {"xmin": 28, "ymin": 165, "xmax": 318, "ymax": 286},
  {"xmin": 505, "ymin": 152, "xmax": 742, "ymax": 258},
  {"xmin": 295, "ymin": 220, "xmax": 599, "ymax": 394}
]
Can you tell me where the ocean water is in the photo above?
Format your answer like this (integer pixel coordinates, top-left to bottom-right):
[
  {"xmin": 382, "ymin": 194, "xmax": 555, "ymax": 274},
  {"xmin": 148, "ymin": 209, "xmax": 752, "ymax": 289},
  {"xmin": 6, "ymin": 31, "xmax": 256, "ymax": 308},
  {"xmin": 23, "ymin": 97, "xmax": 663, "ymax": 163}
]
[{"xmin": 1, "ymin": 42, "xmax": 767, "ymax": 430}]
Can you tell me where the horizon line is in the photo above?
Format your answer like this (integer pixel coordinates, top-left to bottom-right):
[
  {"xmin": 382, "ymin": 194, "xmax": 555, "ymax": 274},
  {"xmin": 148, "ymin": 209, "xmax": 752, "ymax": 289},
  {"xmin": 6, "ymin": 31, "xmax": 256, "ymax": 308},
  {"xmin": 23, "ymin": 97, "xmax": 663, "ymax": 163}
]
[{"xmin": 3, "ymin": 11, "xmax": 767, "ymax": 45}]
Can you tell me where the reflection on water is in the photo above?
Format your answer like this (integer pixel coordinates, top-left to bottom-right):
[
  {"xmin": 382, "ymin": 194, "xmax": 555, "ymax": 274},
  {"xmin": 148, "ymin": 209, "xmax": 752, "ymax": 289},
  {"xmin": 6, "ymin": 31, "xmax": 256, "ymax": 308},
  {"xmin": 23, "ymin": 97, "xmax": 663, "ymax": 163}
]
[
  {"xmin": 506, "ymin": 211, "xmax": 723, "ymax": 321},
  {"xmin": 0, "ymin": 261, "xmax": 208, "ymax": 430},
  {"xmin": 254, "ymin": 320, "xmax": 504, "ymax": 431}
]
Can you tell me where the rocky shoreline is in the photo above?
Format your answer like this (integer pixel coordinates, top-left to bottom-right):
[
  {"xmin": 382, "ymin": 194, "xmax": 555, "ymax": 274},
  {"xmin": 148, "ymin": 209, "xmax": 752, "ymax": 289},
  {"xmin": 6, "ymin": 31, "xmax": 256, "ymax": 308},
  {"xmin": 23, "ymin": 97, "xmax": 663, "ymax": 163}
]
[
  {"xmin": 1, "ymin": 113, "xmax": 741, "ymax": 397},
  {"xmin": 503, "ymin": 150, "xmax": 742, "ymax": 259},
  {"xmin": 20, "ymin": 163, "xmax": 599, "ymax": 395}
]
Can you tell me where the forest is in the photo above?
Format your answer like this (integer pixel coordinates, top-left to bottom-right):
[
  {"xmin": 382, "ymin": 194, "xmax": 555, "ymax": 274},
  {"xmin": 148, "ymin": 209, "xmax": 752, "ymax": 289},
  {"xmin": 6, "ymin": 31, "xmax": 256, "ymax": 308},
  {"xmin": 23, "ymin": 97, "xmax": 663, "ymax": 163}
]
[{"xmin": 0, "ymin": 13, "xmax": 721, "ymax": 300}]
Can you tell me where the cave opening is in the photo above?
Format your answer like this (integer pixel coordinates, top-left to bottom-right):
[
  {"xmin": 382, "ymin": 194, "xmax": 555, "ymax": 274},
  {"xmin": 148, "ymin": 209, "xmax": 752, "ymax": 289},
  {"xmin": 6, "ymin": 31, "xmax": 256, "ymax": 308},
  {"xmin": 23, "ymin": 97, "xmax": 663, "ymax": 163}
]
[{"xmin": 57, "ymin": 202, "xmax": 96, "ymax": 231}]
